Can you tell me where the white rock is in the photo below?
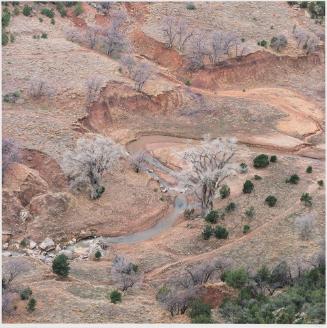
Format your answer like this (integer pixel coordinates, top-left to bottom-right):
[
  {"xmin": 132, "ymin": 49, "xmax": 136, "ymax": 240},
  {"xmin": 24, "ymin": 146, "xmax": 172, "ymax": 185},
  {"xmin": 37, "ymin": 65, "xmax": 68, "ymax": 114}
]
[
  {"xmin": 3, "ymin": 251, "xmax": 12, "ymax": 257},
  {"xmin": 39, "ymin": 237, "xmax": 55, "ymax": 251},
  {"xmin": 55, "ymin": 244, "xmax": 61, "ymax": 252},
  {"xmin": 58, "ymin": 249, "xmax": 74, "ymax": 259},
  {"xmin": 29, "ymin": 240, "xmax": 37, "ymax": 249},
  {"xmin": 3, "ymin": 243, "xmax": 9, "ymax": 250}
]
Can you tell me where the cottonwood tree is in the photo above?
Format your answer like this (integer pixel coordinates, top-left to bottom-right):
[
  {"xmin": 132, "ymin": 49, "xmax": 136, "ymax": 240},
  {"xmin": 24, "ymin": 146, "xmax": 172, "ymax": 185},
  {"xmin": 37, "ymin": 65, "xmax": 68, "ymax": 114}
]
[
  {"xmin": 3, "ymin": 259, "xmax": 28, "ymax": 291},
  {"xmin": 130, "ymin": 62, "xmax": 153, "ymax": 92},
  {"xmin": 295, "ymin": 213, "xmax": 315, "ymax": 240},
  {"xmin": 176, "ymin": 18, "xmax": 193, "ymax": 51},
  {"xmin": 179, "ymin": 136, "xmax": 237, "ymax": 215},
  {"xmin": 186, "ymin": 32, "xmax": 208, "ymax": 71},
  {"xmin": 29, "ymin": 78, "xmax": 53, "ymax": 98},
  {"xmin": 85, "ymin": 76, "xmax": 104, "ymax": 106},
  {"xmin": 120, "ymin": 54, "xmax": 136, "ymax": 75},
  {"xmin": 293, "ymin": 26, "xmax": 319, "ymax": 54},
  {"xmin": 2, "ymin": 138, "xmax": 20, "ymax": 175},
  {"xmin": 162, "ymin": 16, "xmax": 178, "ymax": 48},
  {"xmin": 111, "ymin": 255, "xmax": 142, "ymax": 291},
  {"xmin": 101, "ymin": 11, "xmax": 128, "ymax": 57},
  {"xmin": 208, "ymin": 31, "xmax": 225, "ymax": 65},
  {"xmin": 84, "ymin": 25, "xmax": 100, "ymax": 49},
  {"xmin": 62, "ymin": 135, "xmax": 122, "ymax": 199},
  {"xmin": 270, "ymin": 35, "xmax": 288, "ymax": 52},
  {"xmin": 130, "ymin": 151, "xmax": 147, "ymax": 173}
]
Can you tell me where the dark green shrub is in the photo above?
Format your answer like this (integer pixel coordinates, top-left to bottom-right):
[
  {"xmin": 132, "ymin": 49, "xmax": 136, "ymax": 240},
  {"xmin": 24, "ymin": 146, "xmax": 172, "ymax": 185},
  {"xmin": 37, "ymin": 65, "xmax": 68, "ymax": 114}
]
[
  {"xmin": 23, "ymin": 5, "xmax": 32, "ymax": 17},
  {"xmin": 265, "ymin": 195, "xmax": 277, "ymax": 207},
  {"xmin": 20, "ymin": 239, "xmax": 28, "ymax": 248},
  {"xmin": 243, "ymin": 225, "xmax": 250, "ymax": 234},
  {"xmin": 20, "ymin": 287, "xmax": 32, "ymax": 300},
  {"xmin": 301, "ymin": 193, "xmax": 312, "ymax": 207},
  {"xmin": 41, "ymin": 32, "xmax": 47, "ymax": 39},
  {"xmin": 318, "ymin": 180, "xmax": 324, "ymax": 187},
  {"xmin": 243, "ymin": 180, "xmax": 254, "ymax": 194},
  {"xmin": 188, "ymin": 299, "xmax": 211, "ymax": 322},
  {"xmin": 286, "ymin": 174, "xmax": 300, "ymax": 184},
  {"xmin": 27, "ymin": 298, "xmax": 36, "ymax": 312},
  {"xmin": 253, "ymin": 154, "xmax": 269, "ymax": 168},
  {"xmin": 205, "ymin": 210, "xmax": 218, "ymax": 223},
  {"xmin": 95, "ymin": 250, "xmax": 102, "ymax": 260},
  {"xmin": 185, "ymin": 79, "xmax": 191, "ymax": 86},
  {"xmin": 222, "ymin": 268, "xmax": 248, "ymax": 289},
  {"xmin": 74, "ymin": 2, "xmax": 83, "ymax": 16},
  {"xmin": 109, "ymin": 290, "xmax": 122, "ymax": 304},
  {"xmin": 306, "ymin": 166, "xmax": 313, "ymax": 173},
  {"xmin": 202, "ymin": 225, "xmax": 213, "ymax": 240},
  {"xmin": 92, "ymin": 186, "xmax": 105, "ymax": 199},
  {"xmin": 287, "ymin": 1, "xmax": 297, "ymax": 6},
  {"xmin": 56, "ymin": 2, "xmax": 67, "ymax": 17},
  {"xmin": 241, "ymin": 38, "xmax": 245, "ymax": 42},
  {"xmin": 39, "ymin": 17, "xmax": 43, "ymax": 22},
  {"xmin": 254, "ymin": 175, "xmax": 262, "ymax": 180},
  {"xmin": 258, "ymin": 40, "xmax": 268, "ymax": 47},
  {"xmin": 219, "ymin": 184, "xmax": 230, "ymax": 199},
  {"xmin": 3, "ymin": 91, "xmax": 20, "ymax": 103},
  {"xmin": 186, "ymin": 2, "xmax": 196, "ymax": 10},
  {"xmin": 64, "ymin": 2, "xmax": 76, "ymax": 7},
  {"xmin": 52, "ymin": 254, "xmax": 70, "ymax": 278},
  {"xmin": 270, "ymin": 155, "xmax": 277, "ymax": 162},
  {"xmin": 300, "ymin": 1, "xmax": 308, "ymax": 8},
  {"xmin": 41, "ymin": 8, "xmax": 54, "ymax": 18},
  {"xmin": 2, "ymin": 31, "xmax": 9, "ymax": 46},
  {"xmin": 225, "ymin": 202, "xmax": 236, "ymax": 213},
  {"xmin": 308, "ymin": 1, "xmax": 325, "ymax": 18},
  {"xmin": 214, "ymin": 225, "xmax": 229, "ymax": 239},
  {"xmin": 270, "ymin": 35, "xmax": 288, "ymax": 52},
  {"xmin": 240, "ymin": 163, "xmax": 248, "ymax": 173},
  {"xmin": 13, "ymin": 7, "xmax": 20, "ymax": 16},
  {"xmin": 2, "ymin": 10, "xmax": 11, "ymax": 28},
  {"xmin": 245, "ymin": 206, "xmax": 255, "ymax": 218}
]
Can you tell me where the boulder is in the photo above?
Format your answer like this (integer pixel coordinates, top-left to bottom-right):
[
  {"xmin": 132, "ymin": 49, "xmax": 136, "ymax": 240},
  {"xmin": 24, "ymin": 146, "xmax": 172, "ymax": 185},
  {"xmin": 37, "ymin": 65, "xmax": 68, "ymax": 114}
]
[
  {"xmin": 3, "ymin": 163, "xmax": 48, "ymax": 206},
  {"xmin": 58, "ymin": 249, "xmax": 74, "ymax": 259},
  {"xmin": 29, "ymin": 240, "xmax": 37, "ymax": 249},
  {"xmin": 29, "ymin": 192, "xmax": 72, "ymax": 218},
  {"xmin": 39, "ymin": 237, "xmax": 55, "ymax": 251}
]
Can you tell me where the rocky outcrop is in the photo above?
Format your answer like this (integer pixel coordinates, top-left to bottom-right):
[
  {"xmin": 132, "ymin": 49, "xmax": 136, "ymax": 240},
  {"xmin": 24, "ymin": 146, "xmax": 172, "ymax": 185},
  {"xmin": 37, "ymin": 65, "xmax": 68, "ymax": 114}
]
[
  {"xmin": 39, "ymin": 237, "xmax": 55, "ymax": 251},
  {"xmin": 3, "ymin": 163, "xmax": 48, "ymax": 207},
  {"xmin": 29, "ymin": 192, "xmax": 72, "ymax": 218}
]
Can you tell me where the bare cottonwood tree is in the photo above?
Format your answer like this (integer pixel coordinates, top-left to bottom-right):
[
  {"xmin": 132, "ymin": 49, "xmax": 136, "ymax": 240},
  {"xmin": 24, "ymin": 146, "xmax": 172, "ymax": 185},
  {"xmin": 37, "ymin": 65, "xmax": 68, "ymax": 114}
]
[
  {"xmin": 208, "ymin": 31, "xmax": 225, "ymax": 65},
  {"xmin": 101, "ymin": 11, "xmax": 128, "ymax": 57},
  {"xmin": 130, "ymin": 62, "xmax": 152, "ymax": 92},
  {"xmin": 270, "ymin": 35, "xmax": 288, "ymax": 52},
  {"xmin": 64, "ymin": 27, "xmax": 82, "ymax": 43},
  {"xmin": 162, "ymin": 16, "xmax": 178, "ymax": 49},
  {"xmin": 3, "ymin": 259, "xmax": 28, "ymax": 291},
  {"xmin": 130, "ymin": 151, "xmax": 147, "ymax": 173},
  {"xmin": 62, "ymin": 135, "xmax": 122, "ymax": 199},
  {"xmin": 293, "ymin": 26, "xmax": 319, "ymax": 54},
  {"xmin": 111, "ymin": 255, "xmax": 142, "ymax": 291},
  {"xmin": 223, "ymin": 32, "xmax": 240, "ymax": 56},
  {"xmin": 85, "ymin": 76, "xmax": 104, "ymax": 106},
  {"xmin": 176, "ymin": 19, "xmax": 193, "ymax": 51},
  {"xmin": 179, "ymin": 136, "xmax": 237, "ymax": 215},
  {"xmin": 295, "ymin": 213, "xmax": 315, "ymax": 240},
  {"xmin": 120, "ymin": 53, "xmax": 136, "ymax": 75},
  {"xmin": 2, "ymin": 138, "xmax": 20, "ymax": 175},
  {"xmin": 29, "ymin": 78, "xmax": 52, "ymax": 98},
  {"xmin": 84, "ymin": 25, "xmax": 100, "ymax": 49},
  {"xmin": 186, "ymin": 32, "xmax": 207, "ymax": 71}
]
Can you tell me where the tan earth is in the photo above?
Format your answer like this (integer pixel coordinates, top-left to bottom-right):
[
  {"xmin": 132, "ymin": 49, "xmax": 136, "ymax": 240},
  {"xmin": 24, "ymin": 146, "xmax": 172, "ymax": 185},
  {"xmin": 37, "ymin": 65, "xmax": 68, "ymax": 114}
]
[{"xmin": 2, "ymin": 1, "xmax": 325, "ymax": 324}]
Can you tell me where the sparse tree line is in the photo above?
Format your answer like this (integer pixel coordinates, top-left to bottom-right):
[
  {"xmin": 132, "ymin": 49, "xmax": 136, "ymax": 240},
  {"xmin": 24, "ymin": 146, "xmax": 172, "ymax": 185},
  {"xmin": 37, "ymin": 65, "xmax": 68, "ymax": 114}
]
[{"xmin": 156, "ymin": 250, "xmax": 325, "ymax": 323}]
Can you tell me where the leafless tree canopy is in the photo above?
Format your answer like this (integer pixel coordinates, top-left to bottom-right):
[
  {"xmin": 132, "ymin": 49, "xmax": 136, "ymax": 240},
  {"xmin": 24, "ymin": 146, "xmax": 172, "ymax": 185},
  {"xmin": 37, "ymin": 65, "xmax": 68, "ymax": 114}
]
[
  {"xmin": 29, "ymin": 78, "xmax": 53, "ymax": 98},
  {"xmin": 295, "ymin": 212, "xmax": 315, "ymax": 240},
  {"xmin": 61, "ymin": 135, "xmax": 122, "ymax": 199},
  {"xmin": 111, "ymin": 255, "xmax": 142, "ymax": 291},
  {"xmin": 100, "ymin": 11, "xmax": 129, "ymax": 57},
  {"xmin": 85, "ymin": 25, "xmax": 101, "ymax": 49},
  {"xmin": 186, "ymin": 32, "xmax": 208, "ymax": 71},
  {"xmin": 120, "ymin": 54, "xmax": 136, "ymax": 76},
  {"xmin": 2, "ymin": 138, "xmax": 20, "ymax": 175},
  {"xmin": 130, "ymin": 151, "xmax": 147, "ymax": 173},
  {"xmin": 162, "ymin": 16, "xmax": 193, "ymax": 51},
  {"xmin": 3, "ymin": 259, "xmax": 28, "ymax": 291},
  {"xmin": 178, "ymin": 136, "xmax": 237, "ymax": 215},
  {"xmin": 293, "ymin": 26, "xmax": 319, "ymax": 54},
  {"xmin": 270, "ymin": 35, "xmax": 288, "ymax": 52},
  {"xmin": 85, "ymin": 76, "xmax": 104, "ymax": 106}
]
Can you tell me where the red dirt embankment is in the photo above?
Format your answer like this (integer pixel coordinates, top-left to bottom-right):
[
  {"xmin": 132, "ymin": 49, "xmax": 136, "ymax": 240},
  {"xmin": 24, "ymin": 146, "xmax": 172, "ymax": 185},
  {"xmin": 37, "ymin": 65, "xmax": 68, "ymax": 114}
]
[{"xmin": 189, "ymin": 50, "xmax": 323, "ymax": 89}]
